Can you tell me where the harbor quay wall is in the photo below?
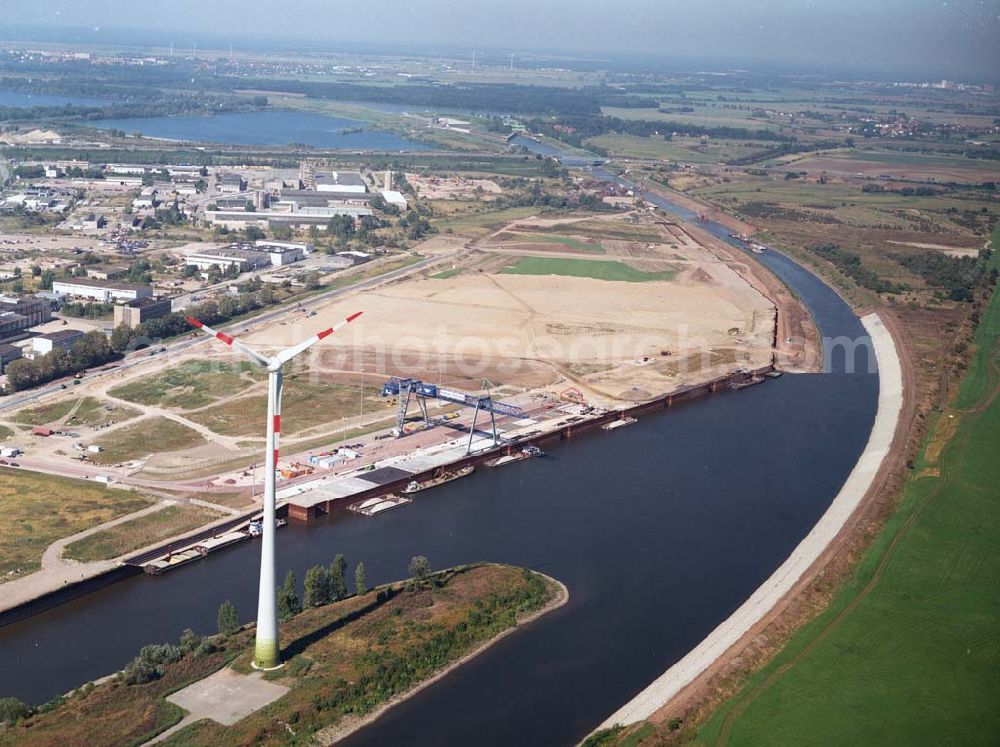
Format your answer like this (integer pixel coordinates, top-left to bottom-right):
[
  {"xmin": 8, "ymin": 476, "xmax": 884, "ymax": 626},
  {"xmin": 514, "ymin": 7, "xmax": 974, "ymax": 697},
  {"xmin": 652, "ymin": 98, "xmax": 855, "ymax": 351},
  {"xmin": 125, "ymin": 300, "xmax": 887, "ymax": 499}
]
[
  {"xmin": 0, "ymin": 365, "xmax": 770, "ymax": 626},
  {"xmin": 291, "ymin": 364, "xmax": 773, "ymax": 521}
]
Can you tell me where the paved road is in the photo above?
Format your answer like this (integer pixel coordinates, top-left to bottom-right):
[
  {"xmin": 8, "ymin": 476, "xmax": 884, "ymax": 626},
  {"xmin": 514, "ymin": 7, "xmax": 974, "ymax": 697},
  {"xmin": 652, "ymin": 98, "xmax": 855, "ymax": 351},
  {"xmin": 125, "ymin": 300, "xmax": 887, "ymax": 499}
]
[{"xmin": 0, "ymin": 249, "xmax": 464, "ymax": 415}]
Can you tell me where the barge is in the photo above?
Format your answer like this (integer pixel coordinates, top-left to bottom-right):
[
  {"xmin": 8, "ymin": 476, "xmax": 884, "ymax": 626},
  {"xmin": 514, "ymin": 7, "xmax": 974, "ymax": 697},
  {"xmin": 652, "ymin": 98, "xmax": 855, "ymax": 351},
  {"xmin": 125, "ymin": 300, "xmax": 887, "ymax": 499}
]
[
  {"xmin": 602, "ymin": 416, "xmax": 638, "ymax": 431},
  {"xmin": 402, "ymin": 465, "xmax": 474, "ymax": 494}
]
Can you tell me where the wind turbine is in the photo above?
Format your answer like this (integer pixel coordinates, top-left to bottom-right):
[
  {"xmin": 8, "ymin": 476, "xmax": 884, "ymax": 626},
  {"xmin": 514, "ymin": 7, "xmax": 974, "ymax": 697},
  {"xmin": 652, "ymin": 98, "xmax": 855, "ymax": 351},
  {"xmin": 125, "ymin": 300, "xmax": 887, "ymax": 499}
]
[{"xmin": 187, "ymin": 310, "xmax": 363, "ymax": 669}]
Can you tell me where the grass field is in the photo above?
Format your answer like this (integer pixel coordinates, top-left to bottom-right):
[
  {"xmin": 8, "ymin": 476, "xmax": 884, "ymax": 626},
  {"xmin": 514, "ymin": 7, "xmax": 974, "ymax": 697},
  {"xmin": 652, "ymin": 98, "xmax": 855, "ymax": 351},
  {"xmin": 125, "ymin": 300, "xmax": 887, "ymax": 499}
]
[
  {"xmin": 108, "ymin": 361, "xmax": 260, "ymax": 410},
  {"xmin": 186, "ymin": 380, "xmax": 381, "ymax": 437},
  {"xmin": 0, "ymin": 425, "xmax": 13, "ymax": 440},
  {"xmin": 434, "ymin": 206, "xmax": 542, "ymax": 236},
  {"xmin": 587, "ymin": 134, "xmax": 768, "ymax": 163},
  {"xmin": 431, "ymin": 266, "xmax": 467, "ymax": 279},
  {"xmin": 500, "ymin": 256, "xmax": 676, "ymax": 282},
  {"xmin": 517, "ymin": 233, "xmax": 605, "ymax": 253},
  {"xmin": 0, "ymin": 564, "xmax": 560, "ymax": 746},
  {"xmin": 88, "ymin": 417, "xmax": 207, "ymax": 464},
  {"xmin": 690, "ymin": 271, "xmax": 1000, "ymax": 745},
  {"xmin": 63, "ymin": 504, "xmax": 222, "ymax": 562},
  {"xmin": 0, "ymin": 472, "xmax": 152, "ymax": 581},
  {"xmin": 10, "ymin": 396, "xmax": 142, "ymax": 429}
]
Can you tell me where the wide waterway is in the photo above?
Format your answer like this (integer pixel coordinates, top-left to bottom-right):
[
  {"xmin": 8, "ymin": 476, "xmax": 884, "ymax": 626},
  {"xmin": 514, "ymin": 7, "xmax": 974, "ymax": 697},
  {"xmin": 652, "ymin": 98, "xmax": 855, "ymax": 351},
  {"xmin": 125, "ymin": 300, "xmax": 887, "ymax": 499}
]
[
  {"xmin": 87, "ymin": 110, "xmax": 436, "ymax": 150},
  {"xmin": 0, "ymin": 158, "xmax": 878, "ymax": 745}
]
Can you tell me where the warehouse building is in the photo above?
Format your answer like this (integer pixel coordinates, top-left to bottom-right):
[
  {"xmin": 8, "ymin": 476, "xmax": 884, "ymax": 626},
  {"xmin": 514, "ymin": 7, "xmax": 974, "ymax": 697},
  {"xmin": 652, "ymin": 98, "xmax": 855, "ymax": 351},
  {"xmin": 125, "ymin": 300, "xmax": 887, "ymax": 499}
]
[
  {"xmin": 0, "ymin": 295, "xmax": 52, "ymax": 326},
  {"xmin": 315, "ymin": 171, "xmax": 367, "ymax": 195},
  {"xmin": 52, "ymin": 278, "xmax": 153, "ymax": 303},
  {"xmin": 185, "ymin": 247, "xmax": 270, "ymax": 273},
  {"xmin": 113, "ymin": 296, "xmax": 173, "ymax": 328},
  {"xmin": 33, "ymin": 329, "xmax": 85, "ymax": 356},
  {"xmin": 0, "ymin": 343, "xmax": 22, "ymax": 373},
  {"xmin": 204, "ymin": 206, "xmax": 372, "ymax": 231}
]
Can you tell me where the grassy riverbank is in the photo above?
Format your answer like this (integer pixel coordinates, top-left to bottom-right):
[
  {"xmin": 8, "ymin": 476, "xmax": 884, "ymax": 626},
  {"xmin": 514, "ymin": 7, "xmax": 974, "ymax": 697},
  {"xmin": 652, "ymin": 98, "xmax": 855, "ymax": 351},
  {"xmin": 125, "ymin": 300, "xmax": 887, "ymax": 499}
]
[
  {"xmin": 692, "ymin": 255, "xmax": 999, "ymax": 746},
  {"xmin": 0, "ymin": 563, "xmax": 564, "ymax": 747},
  {"xmin": 0, "ymin": 472, "xmax": 152, "ymax": 582},
  {"xmin": 590, "ymin": 235, "xmax": 1000, "ymax": 747}
]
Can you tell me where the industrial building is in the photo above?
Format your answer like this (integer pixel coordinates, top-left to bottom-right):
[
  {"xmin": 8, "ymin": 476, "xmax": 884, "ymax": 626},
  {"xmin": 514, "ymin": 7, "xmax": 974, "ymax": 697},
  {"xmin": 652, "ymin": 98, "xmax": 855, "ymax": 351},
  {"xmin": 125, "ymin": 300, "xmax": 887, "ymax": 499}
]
[
  {"xmin": 0, "ymin": 295, "xmax": 52, "ymax": 326},
  {"xmin": 204, "ymin": 205, "xmax": 372, "ymax": 231},
  {"xmin": 0, "ymin": 343, "xmax": 22, "ymax": 373},
  {"xmin": 32, "ymin": 329, "xmax": 85, "ymax": 356},
  {"xmin": 216, "ymin": 173, "xmax": 246, "ymax": 193},
  {"xmin": 381, "ymin": 189, "xmax": 408, "ymax": 211},
  {"xmin": 87, "ymin": 266, "xmax": 129, "ymax": 280},
  {"xmin": 52, "ymin": 278, "xmax": 154, "ymax": 303},
  {"xmin": 186, "ymin": 241, "xmax": 308, "ymax": 273},
  {"xmin": 314, "ymin": 171, "xmax": 367, "ymax": 195},
  {"xmin": 255, "ymin": 241, "xmax": 309, "ymax": 265},
  {"xmin": 185, "ymin": 247, "xmax": 271, "ymax": 273},
  {"xmin": 0, "ymin": 312, "xmax": 29, "ymax": 342},
  {"xmin": 113, "ymin": 296, "xmax": 173, "ymax": 328}
]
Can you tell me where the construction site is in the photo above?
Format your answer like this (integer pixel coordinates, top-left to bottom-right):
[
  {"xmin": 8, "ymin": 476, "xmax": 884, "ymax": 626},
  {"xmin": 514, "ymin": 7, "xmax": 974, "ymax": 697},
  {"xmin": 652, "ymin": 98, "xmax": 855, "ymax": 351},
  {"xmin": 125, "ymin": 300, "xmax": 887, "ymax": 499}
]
[{"xmin": 0, "ymin": 209, "xmax": 786, "ymax": 563}]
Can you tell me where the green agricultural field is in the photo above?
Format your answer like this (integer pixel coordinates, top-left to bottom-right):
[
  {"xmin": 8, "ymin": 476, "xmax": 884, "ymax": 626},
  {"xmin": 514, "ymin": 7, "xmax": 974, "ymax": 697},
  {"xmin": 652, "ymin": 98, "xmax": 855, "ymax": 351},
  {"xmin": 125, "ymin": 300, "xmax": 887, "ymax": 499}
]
[
  {"xmin": 88, "ymin": 417, "xmax": 207, "ymax": 464},
  {"xmin": 63, "ymin": 504, "xmax": 222, "ymax": 562},
  {"xmin": 0, "ymin": 472, "xmax": 152, "ymax": 581},
  {"xmin": 501, "ymin": 256, "xmax": 676, "ymax": 282},
  {"xmin": 513, "ymin": 233, "xmax": 605, "ymax": 253},
  {"xmin": 693, "ymin": 272, "xmax": 1000, "ymax": 745},
  {"xmin": 587, "ymin": 134, "xmax": 768, "ymax": 164},
  {"xmin": 108, "ymin": 361, "xmax": 261, "ymax": 410}
]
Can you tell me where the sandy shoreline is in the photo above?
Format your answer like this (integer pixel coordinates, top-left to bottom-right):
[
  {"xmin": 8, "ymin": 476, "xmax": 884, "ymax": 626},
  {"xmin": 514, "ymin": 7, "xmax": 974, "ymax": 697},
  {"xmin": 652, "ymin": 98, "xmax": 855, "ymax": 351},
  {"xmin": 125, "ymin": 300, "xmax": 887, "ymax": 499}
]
[{"xmin": 593, "ymin": 311, "xmax": 903, "ymax": 731}]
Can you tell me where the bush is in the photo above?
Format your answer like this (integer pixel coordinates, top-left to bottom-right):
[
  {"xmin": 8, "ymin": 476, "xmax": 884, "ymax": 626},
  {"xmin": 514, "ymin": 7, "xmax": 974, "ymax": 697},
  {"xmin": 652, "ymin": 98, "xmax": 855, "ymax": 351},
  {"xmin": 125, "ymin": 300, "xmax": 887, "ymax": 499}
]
[
  {"xmin": 178, "ymin": 628, "xmax": 201, "ymax": 654},
  {"xmin": 195, "ymin": 638, "xmax": 218, "ymax": 658},
  {"xmin": 0, "ymin": 696, "xmax": 30, "ymax": 724},
  {"xmin": 122, "ymin": 643, "xmax": 182, "ymax": 685}
]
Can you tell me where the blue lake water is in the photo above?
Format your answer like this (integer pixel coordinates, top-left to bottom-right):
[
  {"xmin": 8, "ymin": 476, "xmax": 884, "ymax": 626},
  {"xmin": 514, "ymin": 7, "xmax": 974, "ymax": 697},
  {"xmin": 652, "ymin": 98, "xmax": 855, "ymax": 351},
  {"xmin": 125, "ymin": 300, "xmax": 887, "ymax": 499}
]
[{"xmin": 88, "ymin": 110, "xmax": 436, "ymax": 150}]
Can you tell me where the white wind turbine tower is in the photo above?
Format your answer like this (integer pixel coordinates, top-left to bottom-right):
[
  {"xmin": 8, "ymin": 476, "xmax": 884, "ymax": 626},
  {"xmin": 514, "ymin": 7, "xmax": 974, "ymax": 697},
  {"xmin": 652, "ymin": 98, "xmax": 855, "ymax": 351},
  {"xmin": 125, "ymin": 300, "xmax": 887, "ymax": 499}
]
[{"xmin": 187, "ymin": 310, "xmax": 363, "ymax": 669}]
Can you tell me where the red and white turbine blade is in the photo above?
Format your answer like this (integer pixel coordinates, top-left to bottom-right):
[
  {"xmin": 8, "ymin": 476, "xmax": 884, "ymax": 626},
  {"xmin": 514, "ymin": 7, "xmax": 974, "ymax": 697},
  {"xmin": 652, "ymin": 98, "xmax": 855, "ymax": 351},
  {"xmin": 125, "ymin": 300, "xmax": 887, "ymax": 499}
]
[
  {"xmin": 186, "ymin": 316, "xmax": 269, "ymax": 367},
  {"xmin": 272, "ymin": 311, "xmax": 362, "ymax": 366}
]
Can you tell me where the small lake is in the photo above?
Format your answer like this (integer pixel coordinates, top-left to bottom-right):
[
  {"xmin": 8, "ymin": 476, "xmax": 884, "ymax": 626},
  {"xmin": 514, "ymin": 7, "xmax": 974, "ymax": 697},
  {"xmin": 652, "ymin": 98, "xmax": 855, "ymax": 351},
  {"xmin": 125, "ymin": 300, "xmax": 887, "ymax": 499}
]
[
  {"xmin": 88, "ymin": 110, "xmax": 436, "ymax": 150},
  {"xmin": 0, "ymin": 90, "xmax": 108, "ymax": 108}
]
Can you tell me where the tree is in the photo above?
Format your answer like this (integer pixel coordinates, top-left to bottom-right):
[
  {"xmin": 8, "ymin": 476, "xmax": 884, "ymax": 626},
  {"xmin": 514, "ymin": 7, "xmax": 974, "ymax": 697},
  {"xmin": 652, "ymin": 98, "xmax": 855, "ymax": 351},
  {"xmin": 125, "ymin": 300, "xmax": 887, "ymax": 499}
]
[
  {"xmin": 303, "ymin": 564, "xmax": 332, "ymax": 607},
  {"xmin": 178, "ymin": 628, "xmax": 201, "ymax": 654},
  {"xmin": 39, "ymin": 269, "xmax": 55, "ymax": 290},
  {"xmin": 111, "ymin": 323, "xmax": 134, "ymax": 352},
  {"xmin": 217, "ymin": 599, "xmax": 240, "ymax": 636},
  {"xmin": 355, "ymin": 562, "xmax": 367, "ymax": 596},
  {"xmin": 277, "ymin": 570, "xmax": 301, "ymax": 620},
  {"xmin": 330, "ymin": 554, "xmax": 347, "ymax": 600},
  {"xmin": 408, "ymin": 555, "xmax": 431, "ymax": 585}
]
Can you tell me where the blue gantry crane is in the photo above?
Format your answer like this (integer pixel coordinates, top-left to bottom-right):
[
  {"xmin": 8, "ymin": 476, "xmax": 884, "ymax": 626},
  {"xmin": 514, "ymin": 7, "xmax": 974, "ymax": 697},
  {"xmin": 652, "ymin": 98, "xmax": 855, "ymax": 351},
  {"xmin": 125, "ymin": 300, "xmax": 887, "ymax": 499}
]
[{"xmin": 381, "ymin": 377, "xmax": 524, "ymax": 454}]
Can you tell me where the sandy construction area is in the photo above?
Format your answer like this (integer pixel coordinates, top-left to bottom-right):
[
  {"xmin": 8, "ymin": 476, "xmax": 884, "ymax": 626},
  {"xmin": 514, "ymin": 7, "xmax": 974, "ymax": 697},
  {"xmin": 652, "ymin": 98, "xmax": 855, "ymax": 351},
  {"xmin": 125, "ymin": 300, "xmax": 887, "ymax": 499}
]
[
  {"xmin": 243, "ymin": 232, "xmax": 775, "ymax": 401},
  {"xmin": 407, "ymin": 173, "xmax": 502, "ymax": 200}
]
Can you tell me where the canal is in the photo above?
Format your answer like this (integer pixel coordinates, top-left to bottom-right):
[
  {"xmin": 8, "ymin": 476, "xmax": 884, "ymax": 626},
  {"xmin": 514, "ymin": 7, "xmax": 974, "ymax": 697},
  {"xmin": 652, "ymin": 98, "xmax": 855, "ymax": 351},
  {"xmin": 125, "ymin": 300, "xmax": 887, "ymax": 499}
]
[{"xmin": 0, "ymin": 157, "xmax": 878, "ymax": 746}]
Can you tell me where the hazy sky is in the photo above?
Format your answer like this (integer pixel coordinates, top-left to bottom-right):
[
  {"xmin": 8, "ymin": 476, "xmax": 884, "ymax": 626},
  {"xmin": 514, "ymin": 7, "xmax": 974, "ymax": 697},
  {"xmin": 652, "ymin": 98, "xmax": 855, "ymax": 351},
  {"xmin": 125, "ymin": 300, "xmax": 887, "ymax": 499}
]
[{"xmin": 3, "ymin": 0, "xmax": 998, "ymax": 79}]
